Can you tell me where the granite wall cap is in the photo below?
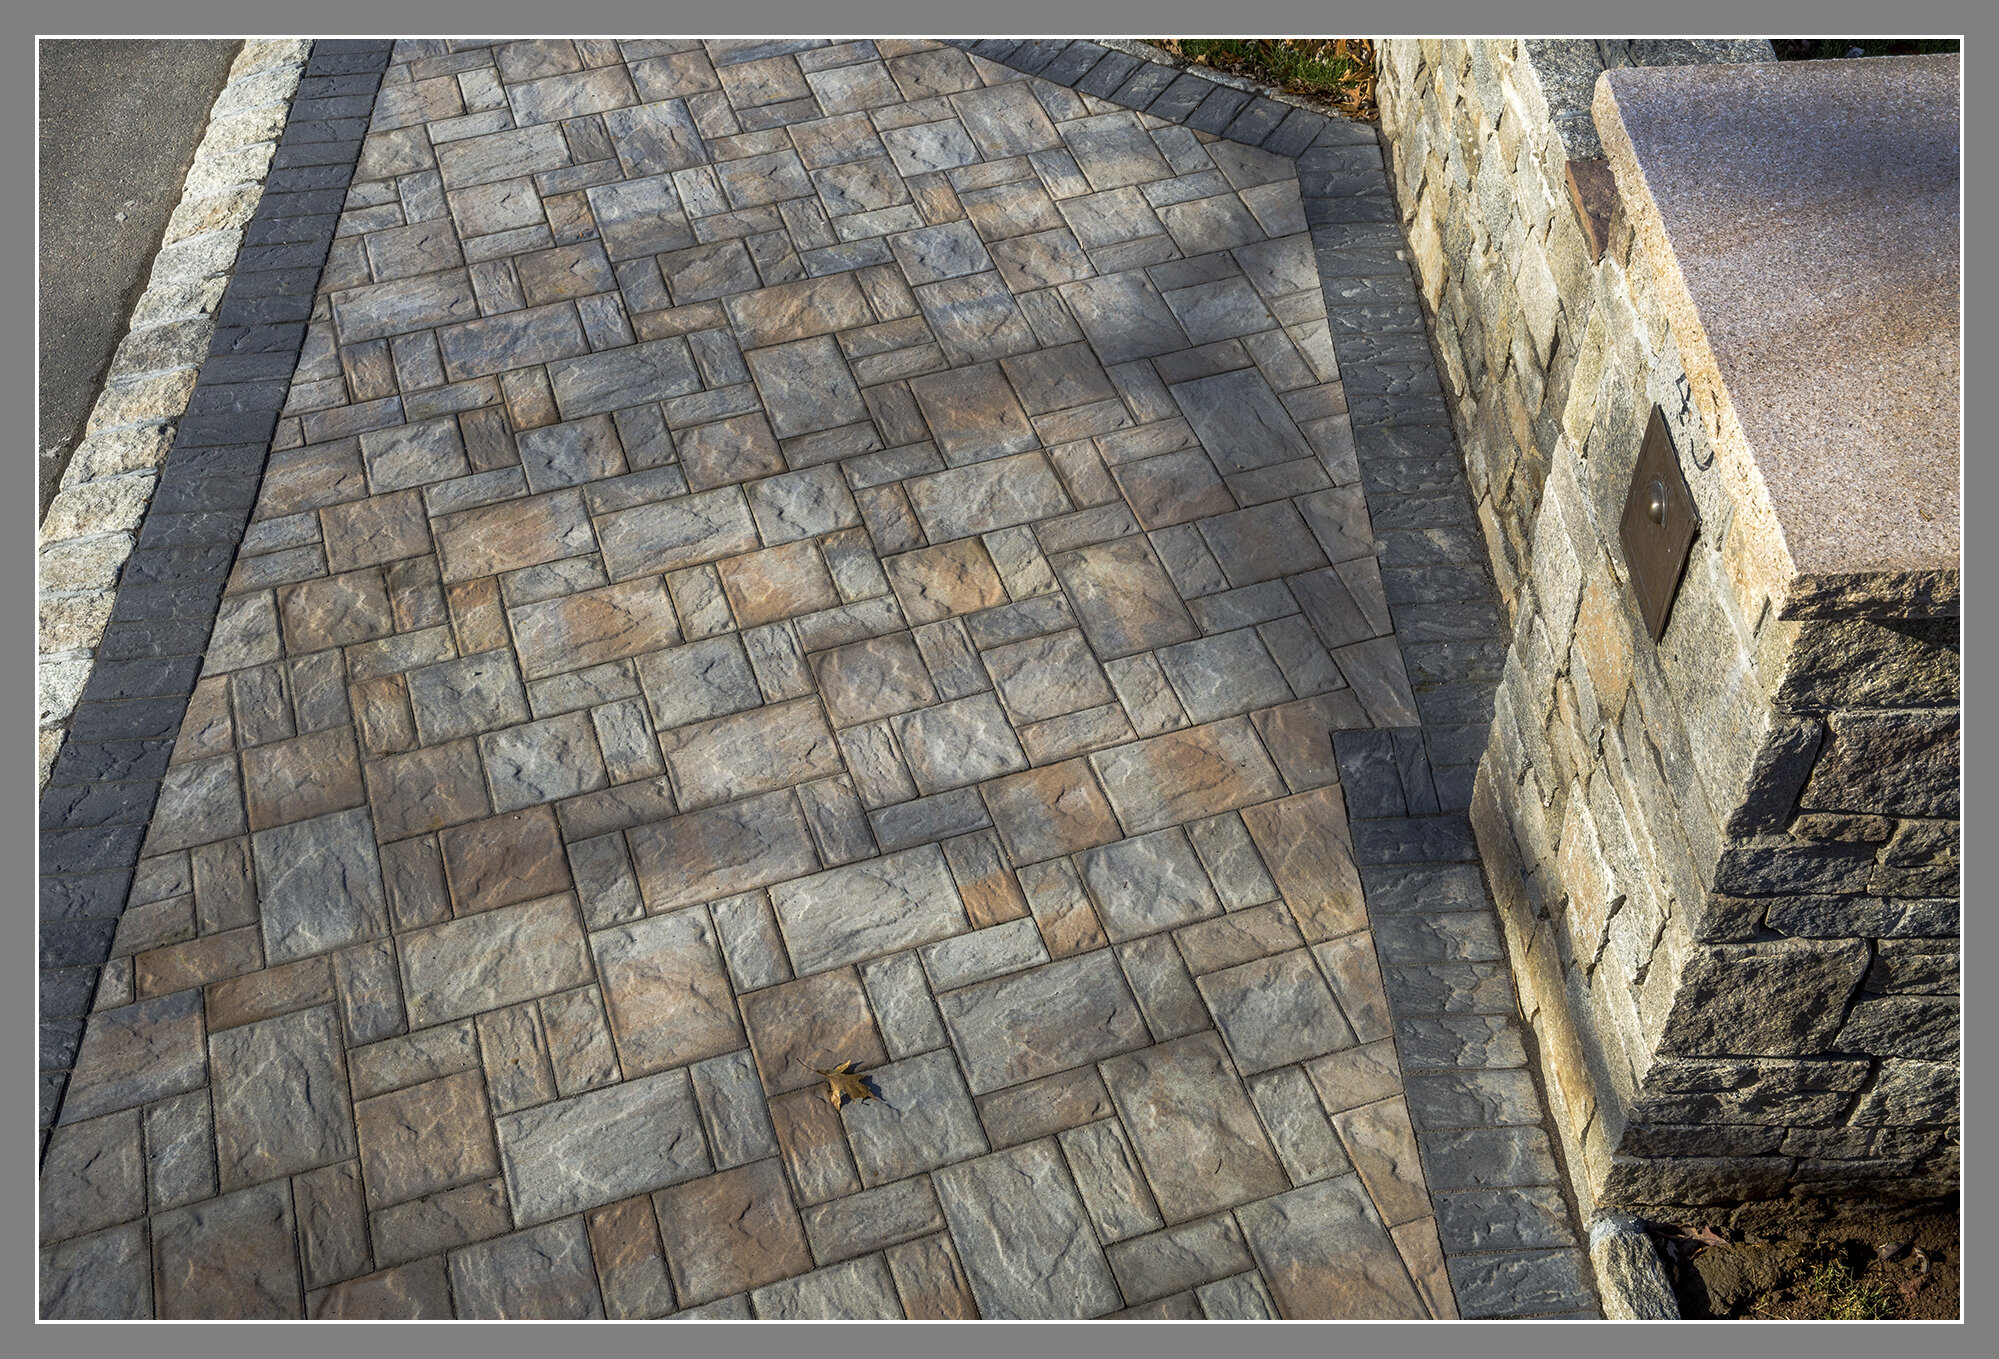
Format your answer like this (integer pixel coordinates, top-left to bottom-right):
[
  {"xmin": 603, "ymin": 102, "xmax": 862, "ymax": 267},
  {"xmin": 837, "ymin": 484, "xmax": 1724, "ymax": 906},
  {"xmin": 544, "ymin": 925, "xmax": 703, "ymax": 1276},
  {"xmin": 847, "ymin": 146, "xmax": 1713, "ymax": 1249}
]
[{"xmin": 1594, "ymin": 56, "xmax": 1960, "ymax": 620}]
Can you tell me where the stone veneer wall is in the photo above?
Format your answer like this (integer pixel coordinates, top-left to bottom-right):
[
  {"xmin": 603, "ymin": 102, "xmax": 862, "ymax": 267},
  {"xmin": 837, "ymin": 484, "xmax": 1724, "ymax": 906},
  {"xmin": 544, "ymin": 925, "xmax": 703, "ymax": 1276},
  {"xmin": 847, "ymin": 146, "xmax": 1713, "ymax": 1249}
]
[{"xmin": 1374, "ymin": 40, "xmax": 1959, "ymax": 1227}]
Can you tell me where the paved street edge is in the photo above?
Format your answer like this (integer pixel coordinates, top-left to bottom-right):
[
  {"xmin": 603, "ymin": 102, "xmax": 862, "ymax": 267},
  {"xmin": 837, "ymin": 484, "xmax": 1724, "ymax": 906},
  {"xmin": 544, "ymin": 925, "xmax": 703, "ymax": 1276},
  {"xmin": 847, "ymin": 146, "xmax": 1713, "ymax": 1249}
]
[
  {"xmin": 39, "ymin": 40, "xmax": 313, "ymax": 793},
  {"xmin": 38, "ymin": 39, "xmax": 397, "ymax": 1147}
]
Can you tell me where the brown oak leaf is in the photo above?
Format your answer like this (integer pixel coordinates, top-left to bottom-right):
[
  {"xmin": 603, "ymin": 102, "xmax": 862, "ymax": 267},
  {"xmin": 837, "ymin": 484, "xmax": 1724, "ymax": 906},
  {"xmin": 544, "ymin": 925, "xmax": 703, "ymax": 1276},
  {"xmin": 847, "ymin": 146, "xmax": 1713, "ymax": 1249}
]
[{"xmin": 812, "ymin": 1060, "xmax": 877, "ymax": 1110}]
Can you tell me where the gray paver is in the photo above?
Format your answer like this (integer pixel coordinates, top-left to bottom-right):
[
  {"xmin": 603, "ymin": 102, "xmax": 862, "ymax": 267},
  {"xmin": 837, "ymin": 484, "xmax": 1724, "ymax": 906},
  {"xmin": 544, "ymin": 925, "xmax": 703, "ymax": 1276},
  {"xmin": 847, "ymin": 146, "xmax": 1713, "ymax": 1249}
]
[
  {"xmin": 1077, "ymin": 827, "xmax": 1222, "ymax": 940},
  {"xmin": 770, "ymin": 845, "xmax": 970, "ymax": 976},
  {"xmin": 592, "ymin": 906, "xmax": 744, "ymax": 1074},
  {"xmin": 932, "ymin": 1139, "xmax": 1122, "ymax": 1319},
  {"xmin": 1104, "ymin": 1212, "xmax": 1255, "ymax": 1304},
  {"xmin": 250, "ymin": 807, "xmax": 391, "ymax": 965},
  {"xmin": 1057, "ymin": 1117, "xmax": 1163, "ymax": 1244},
  {"xmin": 842, "ymin": 1048, "xmax": 989, "ymax": 1184},
  {"xmin": 210, "ymin": 1006, "xmax": 357, "ymax": 1192},
  {"xmin": 496, "ymin": 1069, "xmax": 711, "ymax": 1224},
  {"xmin": 938, "ymin": 949, "xmax": 1149, "ymax": 1094},
  {"xmin": 801, "ymin": 1175, "xmax": 945, "ymax": 1265},
  {"xmin": 450, "ymin": 1217, "xmax": 606, "ymax": 1318},
  {"xmin": 1198, "ymin": 948, "xmax": 1358, "ymax": 1075},
  {"xmin": 1237, "ymin": 1175, "xmax": 1426, "ymax": 1319}
]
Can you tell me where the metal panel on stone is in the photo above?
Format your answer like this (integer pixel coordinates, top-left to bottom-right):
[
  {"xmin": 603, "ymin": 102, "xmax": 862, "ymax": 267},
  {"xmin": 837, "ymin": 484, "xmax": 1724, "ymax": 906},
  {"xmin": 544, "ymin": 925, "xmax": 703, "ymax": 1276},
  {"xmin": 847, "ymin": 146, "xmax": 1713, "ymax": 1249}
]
[{"xmin": 1619, "ymin": 405, "xmax": 1699, "ymax": 642}]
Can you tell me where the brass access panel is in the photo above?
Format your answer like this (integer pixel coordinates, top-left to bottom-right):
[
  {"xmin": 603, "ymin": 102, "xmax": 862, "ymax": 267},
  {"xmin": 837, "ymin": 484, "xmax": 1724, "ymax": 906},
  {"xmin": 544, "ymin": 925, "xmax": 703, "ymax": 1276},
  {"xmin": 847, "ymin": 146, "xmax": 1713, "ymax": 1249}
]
[{"xmin": 1619, "ymin": 406, "xmax": 1698, "ymax": 642}]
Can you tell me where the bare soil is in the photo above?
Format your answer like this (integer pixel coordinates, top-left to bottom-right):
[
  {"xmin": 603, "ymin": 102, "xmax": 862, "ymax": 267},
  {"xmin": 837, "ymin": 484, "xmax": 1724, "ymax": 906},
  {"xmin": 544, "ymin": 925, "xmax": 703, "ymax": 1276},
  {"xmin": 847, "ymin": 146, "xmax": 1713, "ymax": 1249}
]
[{"xmin": 1656, "ymin": 1204, "xmax": 1958, "ymax": 1320}]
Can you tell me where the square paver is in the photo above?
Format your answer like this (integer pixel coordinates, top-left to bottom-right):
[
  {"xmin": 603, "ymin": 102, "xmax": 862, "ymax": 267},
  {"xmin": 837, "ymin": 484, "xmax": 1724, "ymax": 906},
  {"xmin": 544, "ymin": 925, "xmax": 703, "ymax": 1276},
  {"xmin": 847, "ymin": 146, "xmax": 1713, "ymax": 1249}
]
[
  {"xmin": 153, "ymin": 1182, "xmax": 301, "ymax": 1318},
  {"xmin": 746, "ymin": 335, "xmax": 867, "ymax": 437},
  {"xmin": 1197, "ymin": 948, "xmax": 1358, "ymax": 1074},
  {"xmin": 1197, "ymin": 501, "xmax": 1329, "ymax": 587},
  {"xmin": 354, "ymin": 1068, "xmax": 498, "ymax": 1210},
  {"xmin": 1112, "ymin": 449, "xmax": 1235, "ymax": 529},
  {"xmin": 592, "ymin": 906, "xmax": 746, "ymax": 1074},
  {"xmin": 907, "ymin": 363, "xmax": 1036, "ymax": 463},
  {"xmin": 1157, "ymin": 628, "xmax": 1295, "ymax": 724},
  {"xmin": 1060, "ymin": 271, "xmax": 1188, "ymax": 364},
  {"xmin": 841, "ymin": 1048, "xmax": 988, "ymax": 1184},
  {"xmin": 739, "ymin": 966, "xmax": 889, "ymax": 1096},
  {"xmin": 1077, "ymin": 827, "xmax": 1225, "ymax": 941},
  {"xmin": 981, "ymin": 628, "xmax": 1113, "ymax": 724},
  {"xmin": 893, "ymin": 693, "xmax": 1029, "ymax": 794},
  {"xmin": 653, "ymin": 1158, "xmax": 813, "ymax": 1308},
  {"xmin": 809, "ymin": 633, "xmax": 939, "ymax": 727},
  {"xmin": 636, "ymin": 635, "xmax": 764, "ymax": 730},
  {"xmin": 251, "ymin": 808, "xmax": 392, "ymax": 965},
  {"xmin": 1048, "ymin": 537, "xmax": 1197, "ymax": 660},
  {"xmin": 1170, "ymin": 368, "xmax": 1313, "ymax": 473},
  {"xmin": 980, "ymin": 759, "xmax": 1123, "ymax": 864},
  {"xmin": 676, "ymin": 413, "xmax": 787, "ymax": 491},
  {"xmin": 931, "ymin": 1140, "xmax": 1122, "ymax": 1319},
  {"xmin": 1235, "ymin": 1176, "xmax": 1426, "ymax": 1319}
]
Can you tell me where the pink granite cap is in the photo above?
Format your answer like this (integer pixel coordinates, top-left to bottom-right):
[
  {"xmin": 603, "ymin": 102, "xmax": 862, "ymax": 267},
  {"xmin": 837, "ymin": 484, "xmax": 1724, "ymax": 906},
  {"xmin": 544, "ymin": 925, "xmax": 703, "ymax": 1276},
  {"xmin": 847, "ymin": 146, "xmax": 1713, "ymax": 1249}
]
[{"xmin": 1595, "ymin": 55, "xmax": 1959, "ymax": 618}]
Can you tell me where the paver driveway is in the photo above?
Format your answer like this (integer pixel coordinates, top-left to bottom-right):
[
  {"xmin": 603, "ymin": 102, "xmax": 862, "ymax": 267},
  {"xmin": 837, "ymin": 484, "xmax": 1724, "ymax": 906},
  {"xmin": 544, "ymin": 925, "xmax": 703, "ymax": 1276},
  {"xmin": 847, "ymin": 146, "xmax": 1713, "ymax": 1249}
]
[{"xmin": 41, "ymin": 38, "xmax": 1590, "ymax": 1321}]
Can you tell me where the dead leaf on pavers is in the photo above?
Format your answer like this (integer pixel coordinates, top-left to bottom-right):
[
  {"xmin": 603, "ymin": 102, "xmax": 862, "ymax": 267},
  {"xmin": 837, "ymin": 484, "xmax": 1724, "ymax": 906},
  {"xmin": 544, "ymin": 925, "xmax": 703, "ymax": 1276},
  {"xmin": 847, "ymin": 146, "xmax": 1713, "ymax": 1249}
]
[{"xmin": 811, "ymin": 1060, "xmax": 880, "ymax": 1110}]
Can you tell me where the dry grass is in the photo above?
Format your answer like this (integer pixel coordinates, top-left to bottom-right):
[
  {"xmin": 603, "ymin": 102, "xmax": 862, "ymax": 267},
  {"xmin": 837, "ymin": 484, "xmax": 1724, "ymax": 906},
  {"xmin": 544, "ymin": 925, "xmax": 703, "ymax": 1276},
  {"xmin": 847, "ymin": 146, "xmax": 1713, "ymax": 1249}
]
[{"xmin": 1149, "ymin": 39, "xmax": 1377, "ymax": 122}]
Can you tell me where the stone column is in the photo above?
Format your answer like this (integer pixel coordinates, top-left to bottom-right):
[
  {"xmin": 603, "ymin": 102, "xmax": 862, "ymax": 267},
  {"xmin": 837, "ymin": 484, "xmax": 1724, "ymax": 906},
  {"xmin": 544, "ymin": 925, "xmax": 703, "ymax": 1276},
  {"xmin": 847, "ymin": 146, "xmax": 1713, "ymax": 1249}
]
[{"xmin": 1376, "ymin": 42, "xmax": 1959, "ymax": 1228}]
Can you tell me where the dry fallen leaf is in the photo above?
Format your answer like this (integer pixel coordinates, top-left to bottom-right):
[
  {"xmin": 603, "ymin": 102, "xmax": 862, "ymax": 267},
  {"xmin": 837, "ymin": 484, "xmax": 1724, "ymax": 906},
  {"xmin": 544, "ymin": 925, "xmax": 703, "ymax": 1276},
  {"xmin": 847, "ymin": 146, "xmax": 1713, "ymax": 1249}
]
[{"xmin": 812, "ymin": 1060, "xmax": 878, "ymax": 1110}]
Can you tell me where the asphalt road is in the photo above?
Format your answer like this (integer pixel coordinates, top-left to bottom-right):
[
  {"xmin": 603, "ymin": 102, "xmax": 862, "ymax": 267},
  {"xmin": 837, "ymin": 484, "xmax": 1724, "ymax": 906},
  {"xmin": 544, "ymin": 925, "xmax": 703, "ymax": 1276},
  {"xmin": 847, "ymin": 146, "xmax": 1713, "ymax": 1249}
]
[{"xmin": 39, "ymin": 39, "xmax": 242, "ymax": 517}]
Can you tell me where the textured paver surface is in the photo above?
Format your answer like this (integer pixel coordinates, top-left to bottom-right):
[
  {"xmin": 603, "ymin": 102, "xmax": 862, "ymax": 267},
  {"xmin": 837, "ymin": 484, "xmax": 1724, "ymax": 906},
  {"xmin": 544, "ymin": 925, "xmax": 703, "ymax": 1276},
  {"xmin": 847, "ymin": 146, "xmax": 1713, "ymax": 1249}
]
[{"xmin": 40, "ymin": 38, "xmax": 1597, "ymax": 1320}]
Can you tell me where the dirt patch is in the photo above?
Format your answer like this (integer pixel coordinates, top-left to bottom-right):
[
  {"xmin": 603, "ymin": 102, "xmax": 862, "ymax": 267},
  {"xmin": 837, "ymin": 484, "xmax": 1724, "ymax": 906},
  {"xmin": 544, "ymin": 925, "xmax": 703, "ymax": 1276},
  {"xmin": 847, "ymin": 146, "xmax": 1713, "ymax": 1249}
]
[
  {"xmin": 1149, "ymin": 40, "xmax": 1377, "ymax": 122},
  {"xmin": 1652, "ymin": 1203, "xmax": 1958, "ymax": 1319}
]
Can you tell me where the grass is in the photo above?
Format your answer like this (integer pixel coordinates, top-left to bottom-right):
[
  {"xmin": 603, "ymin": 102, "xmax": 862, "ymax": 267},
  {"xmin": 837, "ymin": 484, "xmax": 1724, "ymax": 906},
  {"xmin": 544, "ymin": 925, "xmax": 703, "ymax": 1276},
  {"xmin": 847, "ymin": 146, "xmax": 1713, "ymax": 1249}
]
[
  {"xmin": 1149, "ymin": 40, "xmax": 1377, "ymax": 121},
  {"xmin": 1771, "ymin": 39, "xmax": 1959, "ymax": 60},
  {"xmin": 1797, "ymin": 1258, "xmax": 1895, "ymax": 1320}
]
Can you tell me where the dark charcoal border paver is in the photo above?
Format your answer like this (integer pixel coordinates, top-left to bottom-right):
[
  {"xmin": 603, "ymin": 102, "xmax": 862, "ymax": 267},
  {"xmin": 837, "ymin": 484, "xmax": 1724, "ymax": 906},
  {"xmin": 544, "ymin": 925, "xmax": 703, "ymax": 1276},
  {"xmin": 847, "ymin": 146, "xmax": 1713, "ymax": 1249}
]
[
  {"xmin": 37, "ymin": 39, "xmax": 395, "ymax": 1150},
  {"xmin": 954, "ymin": 37, "xmax": 1600, "ymax": 1319}
]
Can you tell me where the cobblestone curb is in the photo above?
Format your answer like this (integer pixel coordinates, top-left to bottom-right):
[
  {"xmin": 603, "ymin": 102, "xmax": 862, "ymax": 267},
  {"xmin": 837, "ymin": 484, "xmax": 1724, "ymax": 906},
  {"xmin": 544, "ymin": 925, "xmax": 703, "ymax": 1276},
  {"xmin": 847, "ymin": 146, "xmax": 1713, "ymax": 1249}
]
[
  {"xmin": 957, "ymin": 36, "xmax": 1602, "ymax": 1318},
  {"xmin": 39, "ymin": 40, "xmax": 313, "ymax": 794},
  {"xmin": 38, "ymin": 39, "xmax": 396, "ymax": 1146}
]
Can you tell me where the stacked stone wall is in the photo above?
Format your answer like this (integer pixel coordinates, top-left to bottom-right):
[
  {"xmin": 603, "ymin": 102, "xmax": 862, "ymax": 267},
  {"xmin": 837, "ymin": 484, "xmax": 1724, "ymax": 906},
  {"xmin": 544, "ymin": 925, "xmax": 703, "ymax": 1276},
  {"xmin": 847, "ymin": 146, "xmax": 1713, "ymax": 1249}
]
[{"xmin": 1375, "ymin": 38, "xmax": 1959, "ymax": 1225}]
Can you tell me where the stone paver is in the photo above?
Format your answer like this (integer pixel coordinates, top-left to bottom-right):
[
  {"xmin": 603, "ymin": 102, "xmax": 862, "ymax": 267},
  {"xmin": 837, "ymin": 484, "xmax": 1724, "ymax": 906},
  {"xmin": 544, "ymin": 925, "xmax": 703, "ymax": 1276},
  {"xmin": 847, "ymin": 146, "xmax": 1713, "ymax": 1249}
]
[{"xmin": 41, "ymin": 36, "xmax": 1597, "ymax": 1320}]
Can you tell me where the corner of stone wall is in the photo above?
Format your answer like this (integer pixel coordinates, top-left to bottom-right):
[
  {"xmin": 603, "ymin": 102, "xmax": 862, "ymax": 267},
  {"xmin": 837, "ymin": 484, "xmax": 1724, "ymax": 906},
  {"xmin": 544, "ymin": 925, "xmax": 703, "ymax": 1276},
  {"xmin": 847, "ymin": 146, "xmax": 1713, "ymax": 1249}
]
[
  {"xmin": 1376, "ymin": 37, "xmax": 1958, "ymax": 1226},
  {"xmin": 38, "ymin": 40, "xmax": 314, "ymax": 794}
]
